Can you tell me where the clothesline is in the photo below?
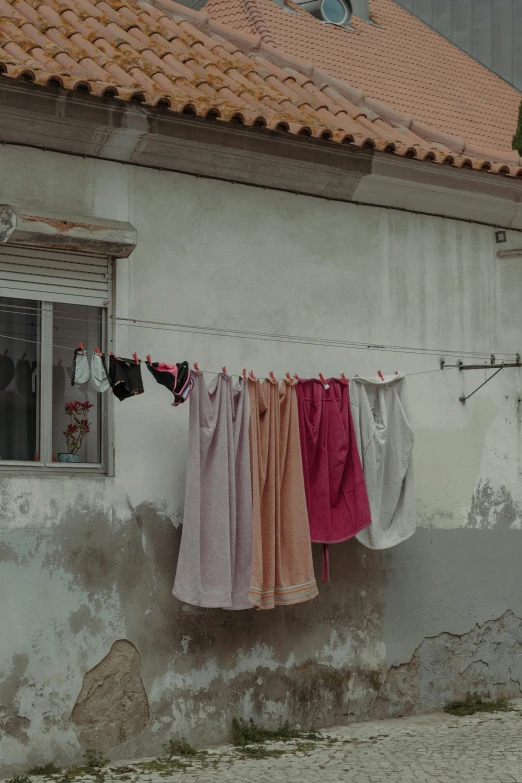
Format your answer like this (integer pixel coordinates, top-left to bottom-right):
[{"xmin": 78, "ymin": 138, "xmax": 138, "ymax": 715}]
[
  {"xmin": 0, "ymin": 303, "xmax": 517, "ymax": 360},
  {"xmin": 0, "ymin": 333, "xmax": 504, "ymax": 383}
]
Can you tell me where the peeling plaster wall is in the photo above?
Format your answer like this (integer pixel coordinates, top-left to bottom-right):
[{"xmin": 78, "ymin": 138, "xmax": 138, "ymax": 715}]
[{"xmin": 1, "ymin": 144, "xmax": 522, "ymax": 771}]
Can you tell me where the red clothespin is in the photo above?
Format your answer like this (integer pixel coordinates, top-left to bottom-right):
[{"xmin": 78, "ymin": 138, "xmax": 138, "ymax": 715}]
[
  {"xmin": 222, "ymin": 366, "xmax": 227, "ymax": 374},
  {"xmin": 377, "ymin": 370, "xmax": 384, "ymax": 382},
  {"xmin": 77, "ymin": 342, "xmax": 84, "ymax": 355},
  {"xmin": 340, "ymin": 372, "xmax": 347, "ymax": 381},
  {"xmin": 242, "ymin": 368, "xmax": 247, "ymax": 380},
  {"xmin": 94, "ymin": 346, "xmax": 102, "ymax": 357},
  {"xmin": 133, "ymin": 352, "xmax": 139, "ymax": 364},
  {"xmin": 146, "ymin": 354, "xmax": 151, "ymax": 364},
  {"xmin": 249, "ymin": 370, "xmax": 256, "ymax": 381},
  {"xmin": 269, "ymin": 371, "xmax": 277, "ymax": 382},
  {"xmin": 194, "ymin": 362, "xmax": 199, "ymax": 371},
  {"xmin": 319, "ymin": 372, "xmax": 327, "ymax": 384}
]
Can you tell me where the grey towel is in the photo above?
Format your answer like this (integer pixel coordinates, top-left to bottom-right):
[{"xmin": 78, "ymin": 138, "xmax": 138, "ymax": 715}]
[
  {"xmin": 173, "ymin": 370, "xmax": 253, "ymax": 609},
  {"xmin": 350, "ymin": 373, "xmax": 416, "ymax": 550}
]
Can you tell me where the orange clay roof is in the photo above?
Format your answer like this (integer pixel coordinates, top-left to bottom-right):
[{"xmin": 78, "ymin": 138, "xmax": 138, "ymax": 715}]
[
  {"xmin": 0, "ymin": 0, "xmax": 521, "ymax": 177},
  {"xmin": 206, "ymin": 0, "xmax": 522, "ymax": 154}
]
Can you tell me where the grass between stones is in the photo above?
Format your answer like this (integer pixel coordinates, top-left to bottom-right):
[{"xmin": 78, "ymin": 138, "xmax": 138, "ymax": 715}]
[{"xmin": 444, "ymin": 694, "xmax": 510, "ymax": 717}]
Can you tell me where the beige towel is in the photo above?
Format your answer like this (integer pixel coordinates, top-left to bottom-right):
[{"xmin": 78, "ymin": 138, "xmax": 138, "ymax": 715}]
[{"xmin": 248, "ymin": 377, "xmax": 318, "ymax": 609}]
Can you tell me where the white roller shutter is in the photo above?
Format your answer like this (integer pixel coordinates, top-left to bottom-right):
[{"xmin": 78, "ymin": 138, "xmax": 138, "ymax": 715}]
[{"xmin": 0, "ymin": 246, "xmax": 111, "ymax": 306}]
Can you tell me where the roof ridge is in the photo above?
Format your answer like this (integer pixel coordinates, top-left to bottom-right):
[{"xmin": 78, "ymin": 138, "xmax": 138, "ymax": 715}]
[{"xmin": 240, "ymin": 0, "xmax": 277, "ymax": 47}]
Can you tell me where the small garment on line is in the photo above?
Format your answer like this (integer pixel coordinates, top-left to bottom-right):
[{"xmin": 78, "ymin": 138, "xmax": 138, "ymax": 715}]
[
  {"xmin": 70, "ymin": 348, "xmax": 90, "ymax": 387},
  {"xmin": 296, "ymin": 377, "xmax": 371, "ymax": 581},
  {"xmin": 350, "ymin": 373, "xmax": 416, "ymax": 550},
  {"xmin": 146, "ymin": 360, "xmax": 193, "ymax": 405},
  {"xmin": 173, "ymin": 370, "xmax": 253, "ymax": 609},
  {"xmin": 15, "ymin": 357, "xmax": 37, "ymax": 399},
  {"xmin": 248, "ymin": 376, "xmax": 318, "ymax": 609},
  {"xmin": 91, "ymin": 353, "xmax": 110, "ymax": 393},
  {"xmin": 107, "ymin": 355, "xmax": 144, "ymax": 401}
]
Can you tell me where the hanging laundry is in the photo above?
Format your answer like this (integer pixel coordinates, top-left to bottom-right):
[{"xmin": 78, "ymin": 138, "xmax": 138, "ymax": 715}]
[
  {"xmin": 173, "ymin": 370, "xmax": 253, "ymax": 609},
  {"xmin": 0, "ymin": 351, "xmax": 14, "ymax": 391},
  {"xmin": 15, "ymin": 356, "xmax": 37, "ymax": 399},
  {"xmin": 90, "ymin": 353, "xmax": 110, "ymax": 393},
  {"xmin": 350, "ymin": 373, "xmax": 416, "ymax": 549},
  {"xmin": 71, "ymin": 347, "xmax": 90, "ymax": 387},
  {"xmin": 106, "ymin": 355, "xmax": 144, "ymax": 401},
  {"xmin": 146, "ymin": 359, "xmax": 193, "ymax": 405},
  {"xmin": 296, "ymin": 377, "xmax": 371, "ymax": 581},
  {"xmin": 248, "ymin": 376, "xmax": 318, "ymax": 609}
]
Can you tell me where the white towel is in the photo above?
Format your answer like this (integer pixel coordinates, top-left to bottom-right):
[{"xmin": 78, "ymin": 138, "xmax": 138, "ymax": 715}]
[{"xmin": 350, "ymin": 373, "xmax": 416, "ymax": 549}]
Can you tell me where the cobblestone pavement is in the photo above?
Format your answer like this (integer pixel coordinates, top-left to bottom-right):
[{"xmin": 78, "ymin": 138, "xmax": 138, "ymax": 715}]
[{"xmin": 14, "ymin": 701, "xmax": 522, "ymax": 783}]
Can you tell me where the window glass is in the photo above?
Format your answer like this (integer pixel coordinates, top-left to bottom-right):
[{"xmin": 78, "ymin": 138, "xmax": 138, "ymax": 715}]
[
  {"xmin": 52, "ymin": 304, "xmax": 103, "ymax": 464},
  {"xmin": 321, "ymin": 0, "xmax": 347, "ymax": 23},
  {"xmin": 0, "ymin": 297, "xmax": 40, "ymax": 461}
]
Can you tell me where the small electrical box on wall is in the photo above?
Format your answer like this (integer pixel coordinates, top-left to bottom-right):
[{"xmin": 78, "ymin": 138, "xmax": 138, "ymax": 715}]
[{"xmin": 495, "ymin": 229, "xmax": 522, "ymax": 258}]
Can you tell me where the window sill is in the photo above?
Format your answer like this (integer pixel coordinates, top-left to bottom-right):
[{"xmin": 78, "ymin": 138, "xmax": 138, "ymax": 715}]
[{"xmin": 0, "ymin": 461, "xmax": 107, "ymax": 476}]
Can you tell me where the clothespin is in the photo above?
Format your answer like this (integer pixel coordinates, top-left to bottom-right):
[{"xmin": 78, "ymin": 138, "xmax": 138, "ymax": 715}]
[
  {"xmin": 58, "ymin": 358, "xmax": 63, "ymax": 366},
  {"xmin": 194, "ymin": 362, "xmax": 199, "ymax": 371},
  {"xmin": 340, "ymin": 372, "xmax": 346, "ymax": 381},
  {"xmin": 21, "ymin": 352, "xmax": 27, "ymax": 361},
  {"xmin": 294, "ymin": 373, "xmax": 300, "ymax": 381},
  {"xmin": 269, "ymin": 371, "xmax": 277, "ymax": 383},
  {"xmin": 377, "ymin": 370, "xmax": 384, "ymax": 382},
  {"xmin": 285, "ymin": 372, "xmax": 292, "ymax": 381},
  {"xmin": 242, "ymin": 368, "xmax": 247, "ymax": 380},
  {"xmin": 3, "ymin": 348, "xmax": 8, "ymax": 356},
  {"xmin": 146, "ymin": 354, "xmax": 151, "ymax": 364},
  {"xmin": 94, "ymin": 346, "xmax": 102, "ymax": 357},
  {"xmin": 319, "ymin": 372, "xmax": 327, "ymax": 384},
  {"xmin": 77, "ymin": 342, "xmax": 84, "ymax": 355},
  {"xmin": 249, "ymin": 370, "xmax": 256, "ymax": 381},
  {"xmin": 132, "ymin": 352, "xmax": 139, "ymax": 365},
  {"xmin": 222, "ymin": 366, "xmax": 227, "ymax": 374},
  {"xmin": 394, "ymin": 370, "xmax": 399, "ymax": 375}
]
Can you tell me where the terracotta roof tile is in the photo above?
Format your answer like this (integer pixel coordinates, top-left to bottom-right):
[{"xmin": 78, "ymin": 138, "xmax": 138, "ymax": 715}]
[
  {"xmin": 207, "ymin": 0, "xmax": 522, "ymax": 153},
  {"xmin": 0, "ymin": 0, "xmax": 520, "ymax": 177}
]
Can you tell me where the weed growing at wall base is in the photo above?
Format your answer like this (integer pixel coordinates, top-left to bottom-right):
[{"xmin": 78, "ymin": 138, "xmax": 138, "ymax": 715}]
[{"xmin": 444, "ymin": 694, "xmax": 510, "ymax": 716}]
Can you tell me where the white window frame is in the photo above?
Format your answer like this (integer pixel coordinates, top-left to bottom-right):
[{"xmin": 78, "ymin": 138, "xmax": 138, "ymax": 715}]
[{"xmin": 0, "ymin": 256, "xmax": 114, "ymax": 476}]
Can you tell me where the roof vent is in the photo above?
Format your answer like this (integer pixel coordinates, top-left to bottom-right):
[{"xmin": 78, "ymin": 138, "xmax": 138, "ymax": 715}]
[{"xmin": 293, "ymin": 0, "xmax": 352, "ymax": 26}]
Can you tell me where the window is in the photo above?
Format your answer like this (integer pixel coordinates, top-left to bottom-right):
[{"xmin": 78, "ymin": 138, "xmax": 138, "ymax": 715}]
[{"xmin": 0, "ymin": 247, "xmax": 112, "ymax": 471}]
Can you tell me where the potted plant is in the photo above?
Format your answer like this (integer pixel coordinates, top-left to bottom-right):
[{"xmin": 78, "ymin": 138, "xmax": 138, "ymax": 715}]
[{"xmin": 58, "ymin": 400, "xmax": 94, "ymax": 463}]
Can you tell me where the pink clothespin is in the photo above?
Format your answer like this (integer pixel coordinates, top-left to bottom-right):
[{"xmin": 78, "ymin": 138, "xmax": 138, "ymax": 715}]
[
  {"xmin": 132, "ymin": 352, "xmax": 140, "ymax": 365},
  {"xmin": 294, "ymin": 373, "xmax": 301, "ymax": 381},
  {"xmin": 146, "ymin": 354, "xmax": 151, "ymax": 364},
  {"xmin": 285, "ymin": 372, "xmax": 292, "ymax": 381},
  {"xmin": 269, "ymin": 371, "xmax": 277, "ymax": 382},
  {"xmin": 377, "ymin": 370, "xmax": 384, "ymax": 382},
  {"xmin": 77, "ymin": 342, "xmax": 84, "ymax": 355},
  {"xmin": 94, "ymin": 346, "xmax": 102, "ymax": 357},
  {"xmin": 194, "ymin": 362, "xmax": 199, "ymax": 371},
  {"xmin": 319, "ymin": 372, "xmax": 329, "ymax": 389},
  {"xmin": 340, "ymin": 372, "xmax": 347, "ymax": 381},
  {"xmin": 222, "ymin": 366, "xmax": 227, "ymax": 374},
  {"xmin": 249, "ymin": 370, "xmax": 256, "ymax": 381}
]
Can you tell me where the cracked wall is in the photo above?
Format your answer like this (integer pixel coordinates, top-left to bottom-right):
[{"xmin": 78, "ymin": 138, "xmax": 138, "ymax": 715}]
[{"xmin": 2, "ymin": 145, "xmax": 522, "ymax": 774}]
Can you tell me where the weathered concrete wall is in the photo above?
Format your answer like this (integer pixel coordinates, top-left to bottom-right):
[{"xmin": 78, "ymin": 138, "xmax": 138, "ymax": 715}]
[{"xmin": 1, "ymin": 144, "xmax": 522, "ymax": 772}]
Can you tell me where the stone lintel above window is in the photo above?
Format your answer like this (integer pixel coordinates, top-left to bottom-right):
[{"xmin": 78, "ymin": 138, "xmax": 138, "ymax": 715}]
[{"xmin": 0, "ymin": 205, "xmax": 137, "ymax": 258}]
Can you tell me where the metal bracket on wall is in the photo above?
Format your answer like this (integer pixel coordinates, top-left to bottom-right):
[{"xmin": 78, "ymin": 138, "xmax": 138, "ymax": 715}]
[{"xmin": 440, "ymin": 354, "xmax": 521, "ymax": 404}]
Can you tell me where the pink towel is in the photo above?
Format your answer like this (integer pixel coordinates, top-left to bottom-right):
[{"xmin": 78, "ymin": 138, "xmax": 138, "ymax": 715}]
[
  {"xmin": 296, "ymin": 377, "xmax": 371, "ymax": 580},
  {"xmin": 173, "ymin": 371, "xmax": 253, "ymax": 609}
]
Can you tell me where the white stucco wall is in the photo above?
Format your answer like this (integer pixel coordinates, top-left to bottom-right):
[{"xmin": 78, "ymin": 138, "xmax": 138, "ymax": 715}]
[{"xmin": 1, "ymin": 144, "xmax": 522, "ymax": 770}]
